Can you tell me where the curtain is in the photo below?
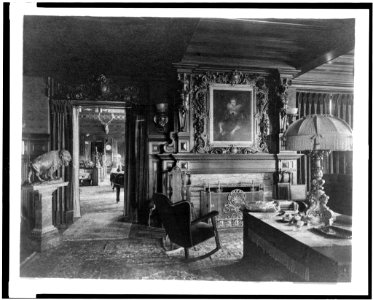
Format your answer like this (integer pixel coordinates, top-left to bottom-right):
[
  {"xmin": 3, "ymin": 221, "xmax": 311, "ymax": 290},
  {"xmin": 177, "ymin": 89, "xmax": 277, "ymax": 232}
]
[
  {"xmin": 50, "ymin": 100, "xmax": 74, "ymax": 227},
  {"xmin": 124, "ymin": 107, "xmax": 148, "ymax": 224},
  {"xmin": 296, "ymin": 92, "xmax": 353, "ymax": 188}
]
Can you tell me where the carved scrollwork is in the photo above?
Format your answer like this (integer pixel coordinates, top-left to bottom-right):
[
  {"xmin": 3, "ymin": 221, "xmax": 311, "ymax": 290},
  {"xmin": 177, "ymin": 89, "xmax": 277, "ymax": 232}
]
[
  {"xmin": 52, "ymin": 74, "xmax": 140, "ymax": 103},
  {"xmin": 190, "ymin": 70, "xmax": 271, "ymax": 153},
  {"xmin": 162, "ymin": 131, "xmax": 177, "ymax": 153},
  {"xmin": 177, "ymin": 73, "xmax": 192, "ymax": 132},
  {"xmin": 223, "ymin": 189, "xmax": 246, "ymax": 219},
  {"xmin": 278, "ymin": 77, "xmax": 292, "ymax": 133},
  {"xmin": 190, "ymin": 76, "xmax": 209, "ymax": 153},
  {"xmin": 206, "ymin": 144, "xmax": 262, "ymax": 154}
]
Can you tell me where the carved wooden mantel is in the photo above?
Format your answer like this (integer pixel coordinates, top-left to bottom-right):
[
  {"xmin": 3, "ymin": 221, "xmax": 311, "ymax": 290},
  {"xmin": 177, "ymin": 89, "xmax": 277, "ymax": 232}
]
[{"xmin": 156, "ymin": 152, "xmax": 302, "ymax": 174}]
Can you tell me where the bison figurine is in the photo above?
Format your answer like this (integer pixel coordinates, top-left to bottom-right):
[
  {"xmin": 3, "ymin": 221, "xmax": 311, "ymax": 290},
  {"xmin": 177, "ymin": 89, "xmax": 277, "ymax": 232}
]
[{"xmin": 28, "ymin": 150, "xmax": 72, "ymax": 184}]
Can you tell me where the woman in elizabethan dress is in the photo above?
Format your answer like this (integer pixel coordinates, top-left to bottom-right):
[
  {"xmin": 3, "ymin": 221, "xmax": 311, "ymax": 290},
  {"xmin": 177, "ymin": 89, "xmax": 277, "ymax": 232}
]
[{"xmin": 218, "ymin": 98, "xmax": 246, "ymax": 141}]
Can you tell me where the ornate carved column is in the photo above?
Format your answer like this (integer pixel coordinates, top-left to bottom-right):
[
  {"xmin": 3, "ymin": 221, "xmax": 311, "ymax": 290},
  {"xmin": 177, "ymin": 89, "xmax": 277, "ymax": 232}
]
[
  {"xmin": 278, "ymin": 76, "xmax": 292, "ymax": 133},
  {"xmin": 276, "ymin": 73, "xmax": 299, "ymax": 153},
  {"xmin": 177, "ymin": 73, "xmax": 191, "ymax": 132}
]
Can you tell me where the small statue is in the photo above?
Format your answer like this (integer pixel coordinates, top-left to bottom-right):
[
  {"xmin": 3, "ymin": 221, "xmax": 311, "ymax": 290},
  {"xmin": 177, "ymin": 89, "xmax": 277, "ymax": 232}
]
[{"xmin": 27, "ymin": 150, "xmax": 72, "ymax": 184}]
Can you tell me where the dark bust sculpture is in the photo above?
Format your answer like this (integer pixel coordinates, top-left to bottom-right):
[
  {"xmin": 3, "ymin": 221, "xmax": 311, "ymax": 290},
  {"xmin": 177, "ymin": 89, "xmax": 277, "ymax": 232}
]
[{"xmin": 27, "ymin": 150, "xmax": 72, "ymax": 184}]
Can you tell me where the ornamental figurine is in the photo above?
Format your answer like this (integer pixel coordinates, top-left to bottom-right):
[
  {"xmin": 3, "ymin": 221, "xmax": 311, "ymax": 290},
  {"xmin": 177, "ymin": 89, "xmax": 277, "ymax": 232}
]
[{"xmin": 27, "ymin": 150, "xmax": 72, "ymax": 184}]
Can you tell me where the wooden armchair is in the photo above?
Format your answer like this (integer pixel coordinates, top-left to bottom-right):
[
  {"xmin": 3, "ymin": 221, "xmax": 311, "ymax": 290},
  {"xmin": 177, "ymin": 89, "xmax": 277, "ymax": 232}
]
[{"xmin": 153, "ymin": 193, "xmax": 221, "ymax": 260}]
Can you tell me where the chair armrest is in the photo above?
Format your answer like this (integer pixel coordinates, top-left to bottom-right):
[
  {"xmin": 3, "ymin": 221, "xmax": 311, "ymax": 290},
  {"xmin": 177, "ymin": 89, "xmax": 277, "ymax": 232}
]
[{"xmin": 191, "ymin": 211, "xmax": 219, "ymax": 225}]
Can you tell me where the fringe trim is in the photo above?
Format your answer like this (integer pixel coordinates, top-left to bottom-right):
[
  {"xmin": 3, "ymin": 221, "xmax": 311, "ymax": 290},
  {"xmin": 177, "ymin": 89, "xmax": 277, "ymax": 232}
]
[{"xmin": 247, "ymin": 229, "xmax": 310, "ymax": 281}]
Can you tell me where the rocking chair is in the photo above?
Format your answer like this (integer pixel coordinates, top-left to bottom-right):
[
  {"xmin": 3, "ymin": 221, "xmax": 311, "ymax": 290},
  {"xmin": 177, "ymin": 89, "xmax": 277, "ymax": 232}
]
[{"xmin": 153, "ymin": 193, "xmax": 221, "ymax": 260}]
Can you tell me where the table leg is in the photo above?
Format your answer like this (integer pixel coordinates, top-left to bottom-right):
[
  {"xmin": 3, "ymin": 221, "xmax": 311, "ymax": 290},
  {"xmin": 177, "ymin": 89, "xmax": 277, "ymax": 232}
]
[{"xmin": 116, "ymin": 186, "xmax": 120, "ymax": 203}]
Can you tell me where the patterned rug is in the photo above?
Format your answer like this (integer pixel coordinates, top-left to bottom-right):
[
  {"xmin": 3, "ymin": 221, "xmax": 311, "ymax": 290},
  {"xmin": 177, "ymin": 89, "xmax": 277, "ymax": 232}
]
[
  {"xmin": 20, "ymin": 183, "xmax": 302, "ymax": 281},
  {"xmin": 21, "ymin": 224, "xmax": 301, "ymax": 281}
]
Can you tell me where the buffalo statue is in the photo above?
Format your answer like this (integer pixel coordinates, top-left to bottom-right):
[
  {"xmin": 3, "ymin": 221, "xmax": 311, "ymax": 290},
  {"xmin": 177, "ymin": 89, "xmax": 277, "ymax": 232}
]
[{"xmin": 28, "ymin": 150, "xmax": 72, "ymax": 184}]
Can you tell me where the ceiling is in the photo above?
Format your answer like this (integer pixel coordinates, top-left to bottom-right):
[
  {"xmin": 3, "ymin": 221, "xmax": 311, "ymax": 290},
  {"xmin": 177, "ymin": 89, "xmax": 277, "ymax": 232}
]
[
  {"xmin": 292, "ymin": 49, "xmax": 354, "ymax": 90},
  {"xmin": 24, "ymin": 16, "xmax": 199, "ymax": 82},
  {"xmin": 23, "ymin": 16, "xmax": 355, "ymax": 85}
]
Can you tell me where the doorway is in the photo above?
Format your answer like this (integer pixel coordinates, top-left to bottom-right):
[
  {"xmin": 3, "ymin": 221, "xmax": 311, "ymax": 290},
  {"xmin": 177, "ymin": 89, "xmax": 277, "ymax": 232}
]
[{"xmin": 77, "ymin": 106, "xmax": 126, "ymax": 217}]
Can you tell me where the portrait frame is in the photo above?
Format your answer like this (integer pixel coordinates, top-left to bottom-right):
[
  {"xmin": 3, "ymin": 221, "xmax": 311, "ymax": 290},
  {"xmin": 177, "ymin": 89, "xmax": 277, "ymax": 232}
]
[{"xmin": 208, "ymin": 84, "xmax": 256, "ymax": 147}]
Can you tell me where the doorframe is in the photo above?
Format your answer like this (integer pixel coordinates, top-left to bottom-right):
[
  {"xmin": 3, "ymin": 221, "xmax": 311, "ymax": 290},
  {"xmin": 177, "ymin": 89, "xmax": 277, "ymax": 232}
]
[{"xmin": 71, "ymin": 100, "xmax": 130, "ymax": 220}]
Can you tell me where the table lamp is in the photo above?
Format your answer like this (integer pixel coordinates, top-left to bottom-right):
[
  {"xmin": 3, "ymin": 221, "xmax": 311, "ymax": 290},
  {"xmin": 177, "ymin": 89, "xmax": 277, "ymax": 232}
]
[{"xmin": 283, "ymin": 114, "xmax": 353, "ymax": 225}]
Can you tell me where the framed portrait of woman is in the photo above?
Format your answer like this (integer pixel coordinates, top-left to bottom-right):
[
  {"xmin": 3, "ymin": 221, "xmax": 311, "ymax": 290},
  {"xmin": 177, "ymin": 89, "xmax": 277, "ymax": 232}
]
[{"xmin": 208, "ymin": 84, "xmax": 256, "ymax": 147}]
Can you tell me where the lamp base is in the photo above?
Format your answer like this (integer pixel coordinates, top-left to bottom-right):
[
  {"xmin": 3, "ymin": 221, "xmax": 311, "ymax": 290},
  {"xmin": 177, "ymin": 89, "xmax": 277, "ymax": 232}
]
[{"xmin": 306, "ymin": 190, "xmax": 335, "ymax": 226}]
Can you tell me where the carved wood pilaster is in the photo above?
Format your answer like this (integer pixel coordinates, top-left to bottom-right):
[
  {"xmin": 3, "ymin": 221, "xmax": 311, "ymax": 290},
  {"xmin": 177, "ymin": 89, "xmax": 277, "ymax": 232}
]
[
  {"xmin": 278, "ymin": 76, "xmax": 293, "ymax": 133},
  {"xmin": 177, "ymin": 73, "xmax": 192, "ymax": 132}
]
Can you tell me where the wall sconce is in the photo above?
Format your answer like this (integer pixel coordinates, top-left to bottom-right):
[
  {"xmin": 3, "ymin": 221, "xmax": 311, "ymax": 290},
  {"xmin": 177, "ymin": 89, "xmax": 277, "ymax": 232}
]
[{"xmin": 154, "ymin": 103, "xmax": 169, "ymax": 132}]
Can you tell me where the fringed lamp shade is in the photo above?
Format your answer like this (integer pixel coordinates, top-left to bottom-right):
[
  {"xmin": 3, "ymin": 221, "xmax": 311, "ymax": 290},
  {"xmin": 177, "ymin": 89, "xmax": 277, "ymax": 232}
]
[
  {"xmin": 283, "ymin": 114, "xmax": 353, "ymax": 226},
  {"xmin": 284, "ymin": 115, "xmax": 353, "ymax": 151}
]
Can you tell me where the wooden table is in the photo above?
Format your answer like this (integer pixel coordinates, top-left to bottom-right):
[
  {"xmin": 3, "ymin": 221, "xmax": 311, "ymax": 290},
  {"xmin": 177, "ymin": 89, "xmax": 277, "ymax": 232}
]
[{"xmin": 242, "ymin": 211, "xmax": 352, "ymax": 282}]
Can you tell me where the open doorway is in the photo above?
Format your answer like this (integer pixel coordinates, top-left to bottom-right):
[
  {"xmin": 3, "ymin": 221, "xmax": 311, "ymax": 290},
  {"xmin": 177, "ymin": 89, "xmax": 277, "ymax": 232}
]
[{"xmin": 78, "ymin": 106, "xmax": 126, "ymax": 216}]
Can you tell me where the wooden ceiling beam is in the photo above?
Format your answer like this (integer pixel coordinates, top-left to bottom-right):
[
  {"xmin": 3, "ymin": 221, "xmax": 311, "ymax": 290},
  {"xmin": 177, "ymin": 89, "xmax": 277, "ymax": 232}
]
[
  {"xmin": 294, "ymin": 45, "xmax": 355, "ymax": 78},
  {"xmin": 200, "ymin": 18, "xmax": 335, "ymax": 30},
  {"xmin": 181, "ymin": 54, "xmax": 293, "ymax": 70}
]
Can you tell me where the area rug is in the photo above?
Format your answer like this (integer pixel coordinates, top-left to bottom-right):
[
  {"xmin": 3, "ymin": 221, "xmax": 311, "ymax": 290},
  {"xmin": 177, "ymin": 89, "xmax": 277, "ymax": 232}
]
[
  {"xmin": 21, "ymin": 226, "xmax": 301, "ymax": 281},
  {"xmin": 22, "ymin": 183, "xmax": 302, "ymax": 281},
  {"xmin": 62, "ymin": 212, "xmax": 133, "ymax": 241}
]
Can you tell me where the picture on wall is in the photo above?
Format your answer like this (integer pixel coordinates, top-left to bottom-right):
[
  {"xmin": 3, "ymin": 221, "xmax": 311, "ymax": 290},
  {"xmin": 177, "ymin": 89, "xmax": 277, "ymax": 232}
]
[{"xmin": 209, "ymin": 84, "xmax": 255, "ymax": 146}]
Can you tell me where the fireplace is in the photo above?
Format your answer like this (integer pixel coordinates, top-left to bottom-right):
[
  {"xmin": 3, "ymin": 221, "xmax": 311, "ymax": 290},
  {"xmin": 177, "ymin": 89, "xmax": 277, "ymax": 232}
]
[
  {"xmin": 154, "ymin": 152, "xmax": 301, "ymax": 227},
  {"xmin": 193, "ymin": 173, "xmax": 272, "ymax": 227}
]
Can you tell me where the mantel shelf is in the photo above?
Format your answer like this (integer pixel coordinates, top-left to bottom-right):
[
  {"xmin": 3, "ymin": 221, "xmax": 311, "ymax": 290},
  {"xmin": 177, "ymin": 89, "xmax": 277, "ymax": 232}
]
[
  {"xmin": 155, "ymin": 152, "xmax": 303, "ymax": 174},
  {"xmin": 155, "ymin": 152, "xmax": 303, "ymax": 161},
  {"xmin": 277, "ymin": 152, "xmax": 304, "ymax": 160}
]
